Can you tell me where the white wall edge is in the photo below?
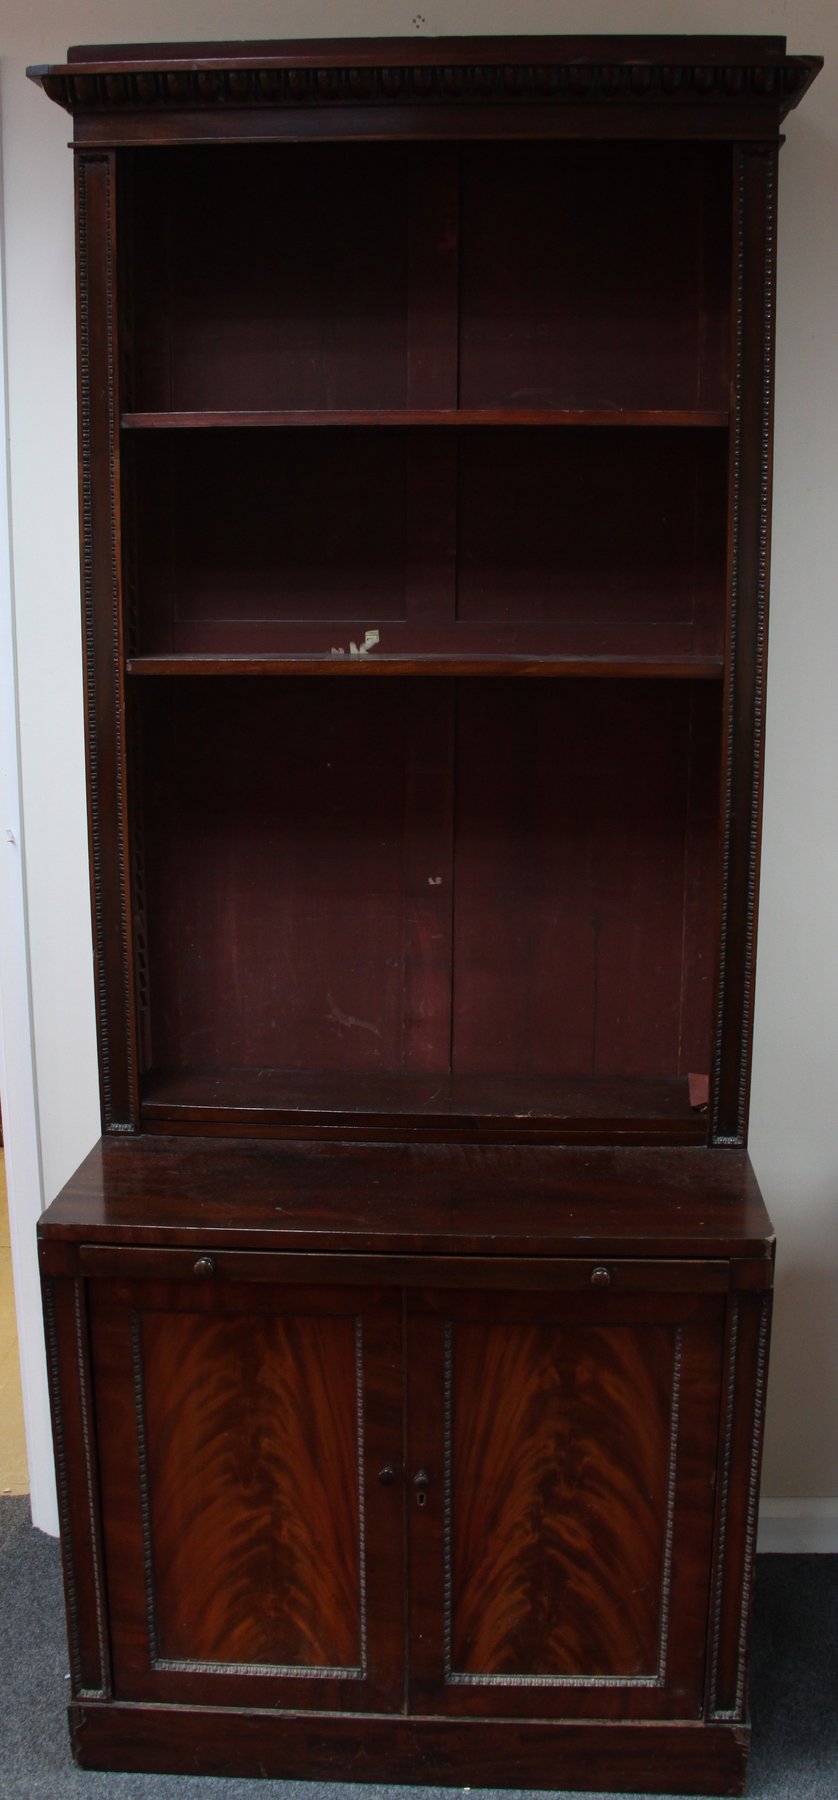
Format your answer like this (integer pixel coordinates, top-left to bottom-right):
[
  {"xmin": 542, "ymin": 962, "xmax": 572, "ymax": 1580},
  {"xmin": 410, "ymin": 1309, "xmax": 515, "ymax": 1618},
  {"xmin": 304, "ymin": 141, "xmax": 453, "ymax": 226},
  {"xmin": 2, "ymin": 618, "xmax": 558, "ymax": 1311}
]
[
  {"xmin": 0, "ymin": 103, "xmax": 57, "ymax": 1536},
  {"xmin": 758, "ymin": 1499, "xmax": 838, "ymax": 1554}
]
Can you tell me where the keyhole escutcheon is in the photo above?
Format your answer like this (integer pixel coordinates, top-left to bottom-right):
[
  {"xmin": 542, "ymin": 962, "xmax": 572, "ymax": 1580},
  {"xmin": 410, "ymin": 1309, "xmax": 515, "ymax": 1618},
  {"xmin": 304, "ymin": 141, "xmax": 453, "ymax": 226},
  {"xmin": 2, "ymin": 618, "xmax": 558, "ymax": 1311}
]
[{"xmin": 413, "ymin": 1468, "xmax": 430, "ymax": 1509}]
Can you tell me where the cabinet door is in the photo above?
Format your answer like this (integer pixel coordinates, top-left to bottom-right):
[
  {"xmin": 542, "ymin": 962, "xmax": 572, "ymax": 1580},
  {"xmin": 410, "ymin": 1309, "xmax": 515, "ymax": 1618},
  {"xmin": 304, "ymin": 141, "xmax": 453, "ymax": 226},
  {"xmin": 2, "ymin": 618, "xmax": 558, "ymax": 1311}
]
[
  {"xmin": 88, "ymin": 1265, "xmax": 403, "ymax": 1711},
  {"xmin": 406, "ymin": 1276, "xmax": 724, "ymax": 1720}
]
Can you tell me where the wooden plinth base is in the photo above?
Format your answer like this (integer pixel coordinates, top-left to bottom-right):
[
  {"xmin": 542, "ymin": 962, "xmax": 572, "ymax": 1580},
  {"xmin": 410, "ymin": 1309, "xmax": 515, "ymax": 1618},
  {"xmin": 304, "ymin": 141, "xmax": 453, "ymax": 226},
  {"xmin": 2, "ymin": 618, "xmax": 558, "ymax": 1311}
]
[{"xmin": 70, "ymin": 1703, "xmax": 750, "ymax": 1795}]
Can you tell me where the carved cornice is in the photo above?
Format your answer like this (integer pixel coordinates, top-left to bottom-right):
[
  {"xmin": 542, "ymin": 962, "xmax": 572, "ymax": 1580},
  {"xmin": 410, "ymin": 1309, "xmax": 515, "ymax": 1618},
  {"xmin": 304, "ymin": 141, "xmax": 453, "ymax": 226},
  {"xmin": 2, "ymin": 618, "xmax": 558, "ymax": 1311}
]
[{"xmin": 30, "ymin": 46, "xmax": 821, "ymax": 120}]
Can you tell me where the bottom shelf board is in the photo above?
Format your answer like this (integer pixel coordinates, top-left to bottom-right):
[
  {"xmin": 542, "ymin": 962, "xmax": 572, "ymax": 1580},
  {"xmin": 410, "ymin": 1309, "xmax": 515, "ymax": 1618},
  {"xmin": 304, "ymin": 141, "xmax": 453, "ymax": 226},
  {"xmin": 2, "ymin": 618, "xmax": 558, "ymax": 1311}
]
[
  {"xmin": 140, "ymin": 1067, "xmax": 707, "ymax": 1142},
  {"xmin": 125, "ymin": 652, "xmax": 725, "ymax": 678}
]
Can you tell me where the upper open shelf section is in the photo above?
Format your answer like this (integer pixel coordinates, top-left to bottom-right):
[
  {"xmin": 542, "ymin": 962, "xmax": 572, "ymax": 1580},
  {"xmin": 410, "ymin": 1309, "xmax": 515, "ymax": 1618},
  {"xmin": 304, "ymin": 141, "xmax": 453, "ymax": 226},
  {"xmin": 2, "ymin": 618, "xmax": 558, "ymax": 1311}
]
[
  {"xmin": 28, "ymin": 35, "xmax": 823, "ymax": 1145},
  {"xmin": 118, "ymin": 137, "xmax": 731, "ymax": 673},
  {"xmin": 122, "ymin": 140, "xmax": 732, "ymax": 417}
]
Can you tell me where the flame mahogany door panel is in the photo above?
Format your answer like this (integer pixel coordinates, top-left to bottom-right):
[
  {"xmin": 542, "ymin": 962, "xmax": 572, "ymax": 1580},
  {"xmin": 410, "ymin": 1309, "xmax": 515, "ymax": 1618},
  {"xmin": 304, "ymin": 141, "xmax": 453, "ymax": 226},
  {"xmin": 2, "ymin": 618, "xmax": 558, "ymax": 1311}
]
[
  {"xmin": 406, "ymin": 1284, "xmax": 724, "ymax": 1720},
  {"xmin": 88, "ymin": 1275, "xmax": 404, "ymax": 1711}
]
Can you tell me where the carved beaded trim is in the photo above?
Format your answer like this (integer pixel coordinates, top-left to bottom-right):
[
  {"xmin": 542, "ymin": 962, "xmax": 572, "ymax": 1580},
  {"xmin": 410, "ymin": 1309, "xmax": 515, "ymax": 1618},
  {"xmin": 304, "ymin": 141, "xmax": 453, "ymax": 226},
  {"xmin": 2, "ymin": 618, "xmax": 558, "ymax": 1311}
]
[
  {"xmin": 42, "ymin": 59, "xmax": 813, "ymax": 115},
  {"xmin": 78, "ymin": 158, "xmax": 112, "ymax": 1128},
  {"xmin": 105, "ymin": 152, "xmax": 138, "ymax": 1130},
  {"xmin": 78, "ymin": 153, "xmax": 136, "ymax": 1133},
  {"xmin": 712, "ymin": 146, "xmax": 775, "ymax": 1145},
  {"xmin": 42, "ymin": 1280, "xmax": 107, "ymax": 1699},
  {"xmin": 444, "ymin": 1324, "xmax": 682, "ymax": 1689},
  {"xmin": 711, "ymin": 152, "xmax": 745, "ymax": 1147},
  {"xmin": 709, "ymin": 1298, "xmax": 740, "ymax": 1713},
  {"xmin": 712, "ymin": 1296, "xmax": 771, "ymax": 1722},
  {"xmin": 153, "ymin": 1653, "xmax": 363, "ymax": 1679},
  {"xmin": 654, "ymin": 1325, "xmax": 683, "ymax": 1685},
  {"xmin": 43, "ymin": 1280, "xmax": 84, "ymax": 1690},
  {"xmin": 130, "ymin": 1309, "xmax": 160, "ymax": 1662},
  {"xmin": 355, "ymin": 1313, "xmax": 369, "ymax": 1681},
  {"xmin": 73, "ymin": 1282, "xmax": 110, "ymax": 1694},
  {"xmin": 733, "ymin": 1296, "xmax": 771, "ymax": 1716},
  {"xmin": 442, "ymin": 1318, "xmax": 454, "ymax": 1683},
  {"xmin": 737, "ymin": 152, "xmax": 776, "ymax": 1141}
]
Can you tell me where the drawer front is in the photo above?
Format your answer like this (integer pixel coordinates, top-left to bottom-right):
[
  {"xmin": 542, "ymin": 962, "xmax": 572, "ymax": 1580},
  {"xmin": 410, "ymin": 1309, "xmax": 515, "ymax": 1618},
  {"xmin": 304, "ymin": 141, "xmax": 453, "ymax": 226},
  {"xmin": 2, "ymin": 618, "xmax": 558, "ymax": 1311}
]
[{"xmin": 79, "ymin": 1242, "xmax": 732, "ymax": 1291}]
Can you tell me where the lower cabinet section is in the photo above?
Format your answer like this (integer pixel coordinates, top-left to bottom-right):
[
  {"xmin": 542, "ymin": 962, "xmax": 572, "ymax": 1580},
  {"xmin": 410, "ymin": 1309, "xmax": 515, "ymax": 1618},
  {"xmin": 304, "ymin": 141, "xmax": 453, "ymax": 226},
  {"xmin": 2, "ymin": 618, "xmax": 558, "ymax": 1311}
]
[{"xmin": 42, "ymin": 1245, "xmax": 772, "ymax": 1793}]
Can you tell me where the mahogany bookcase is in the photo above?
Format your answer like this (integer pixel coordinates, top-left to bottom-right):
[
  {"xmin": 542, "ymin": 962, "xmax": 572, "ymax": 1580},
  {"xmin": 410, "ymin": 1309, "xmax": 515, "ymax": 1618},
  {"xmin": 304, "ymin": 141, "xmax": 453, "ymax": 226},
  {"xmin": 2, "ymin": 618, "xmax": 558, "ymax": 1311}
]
[{"xmin": 29, "ymin": 35, "xmax": 820, "ymax": 1794}]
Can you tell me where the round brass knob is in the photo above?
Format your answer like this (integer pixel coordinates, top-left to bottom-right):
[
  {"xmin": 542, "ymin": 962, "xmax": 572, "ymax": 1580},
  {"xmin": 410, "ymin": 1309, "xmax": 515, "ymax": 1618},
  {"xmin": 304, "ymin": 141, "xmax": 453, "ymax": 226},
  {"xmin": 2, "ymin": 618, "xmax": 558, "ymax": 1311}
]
[
  {"xmin": 590, "ymin": 1266, "xmax": 612, "ymax": 1288},
  {"xmin": 193, "ymin": 1255, "xmax": 216, "ymax": 1279},
  {"xmin": 378, "ymin": 1466, "xmax": 396, "ymax": 1486}
]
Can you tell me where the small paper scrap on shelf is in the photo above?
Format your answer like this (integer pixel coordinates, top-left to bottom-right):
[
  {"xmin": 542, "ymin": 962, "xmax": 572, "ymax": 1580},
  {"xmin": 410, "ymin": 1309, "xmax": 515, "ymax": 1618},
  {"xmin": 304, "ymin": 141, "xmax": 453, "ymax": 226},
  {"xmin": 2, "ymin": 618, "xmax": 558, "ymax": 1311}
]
[{"xmin": 331, "ymin": 630, "xmax": 380, "ymax": 656}]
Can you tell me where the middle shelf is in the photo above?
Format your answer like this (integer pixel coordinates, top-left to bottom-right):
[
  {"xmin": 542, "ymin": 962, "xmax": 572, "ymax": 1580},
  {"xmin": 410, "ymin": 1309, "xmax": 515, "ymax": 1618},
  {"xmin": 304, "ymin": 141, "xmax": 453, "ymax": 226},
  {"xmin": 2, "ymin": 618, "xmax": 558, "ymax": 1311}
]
[
  {"xmin": 125, "ymin": 652, "xmax": 724, "ymax": 680},
  {"xmin": 121, "ymin": 407, "xmax": 731, "ymax": 430},
  {"xmin": 121, "ymin": 423, "xmax": 728, "ymax": 665}
]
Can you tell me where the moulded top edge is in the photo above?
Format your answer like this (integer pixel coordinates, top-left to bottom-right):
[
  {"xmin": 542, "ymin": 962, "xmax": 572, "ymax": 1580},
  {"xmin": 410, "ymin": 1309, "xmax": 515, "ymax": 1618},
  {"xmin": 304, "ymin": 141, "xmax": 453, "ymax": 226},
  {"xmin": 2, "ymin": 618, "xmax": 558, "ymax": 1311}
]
[
  {"xmin": 60, "ymin": 36, "xmax": 796, "ymax": 67},
  {"xmin": 27, "ymin": 38, "xmax": 822, "ymax": 124}
]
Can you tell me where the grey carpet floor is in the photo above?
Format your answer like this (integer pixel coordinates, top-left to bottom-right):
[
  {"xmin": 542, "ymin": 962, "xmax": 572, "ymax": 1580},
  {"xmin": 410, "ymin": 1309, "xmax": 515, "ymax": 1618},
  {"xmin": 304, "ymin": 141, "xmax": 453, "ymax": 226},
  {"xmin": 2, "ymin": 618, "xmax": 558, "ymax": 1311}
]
[{"xmin": 1, "ymin": 1496, "xmax": 835, "ymax": 1799}]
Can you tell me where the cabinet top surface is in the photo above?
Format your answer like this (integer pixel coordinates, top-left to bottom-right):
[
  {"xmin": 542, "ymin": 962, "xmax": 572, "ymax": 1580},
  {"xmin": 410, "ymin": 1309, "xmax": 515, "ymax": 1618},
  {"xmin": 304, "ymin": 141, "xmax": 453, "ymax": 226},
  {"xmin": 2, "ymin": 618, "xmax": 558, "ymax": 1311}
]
[
  {"xmin": 40, "ymin": 1137, "xmax": 773, "ymax": 1259},
  {"xmin": 28, "ymin": 35, "xmax": 821, "ymax": 125}
]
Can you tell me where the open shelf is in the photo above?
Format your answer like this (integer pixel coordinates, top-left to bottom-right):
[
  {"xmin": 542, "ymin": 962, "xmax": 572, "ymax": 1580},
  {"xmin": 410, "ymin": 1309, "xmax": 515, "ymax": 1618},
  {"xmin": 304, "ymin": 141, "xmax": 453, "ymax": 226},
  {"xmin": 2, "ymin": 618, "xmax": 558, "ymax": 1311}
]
[
  {"xmin": 141, "ymin": 1068, "xmax": 707, "ymax": 1144},
  {"xmin": 122, "ymin": 140, "xmax": 730, "ymax": 416},
  {"xmin": 126, "ymin": 653, "xmax": 725, "ymax": 679},
  {"xmin": 123, "ymin": 426, "xmax": 727, "ymax": 662},
  {"xmin": 458, "ymin": 142, "xmax": 731, "ymax": 412},
  {"xmin": 131, "ymin": 677, "xmax": 720, "ymax": 1140},
  {"xmin": 121, "ymin": 408, "xmax": 730, "ymax": 430}
]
